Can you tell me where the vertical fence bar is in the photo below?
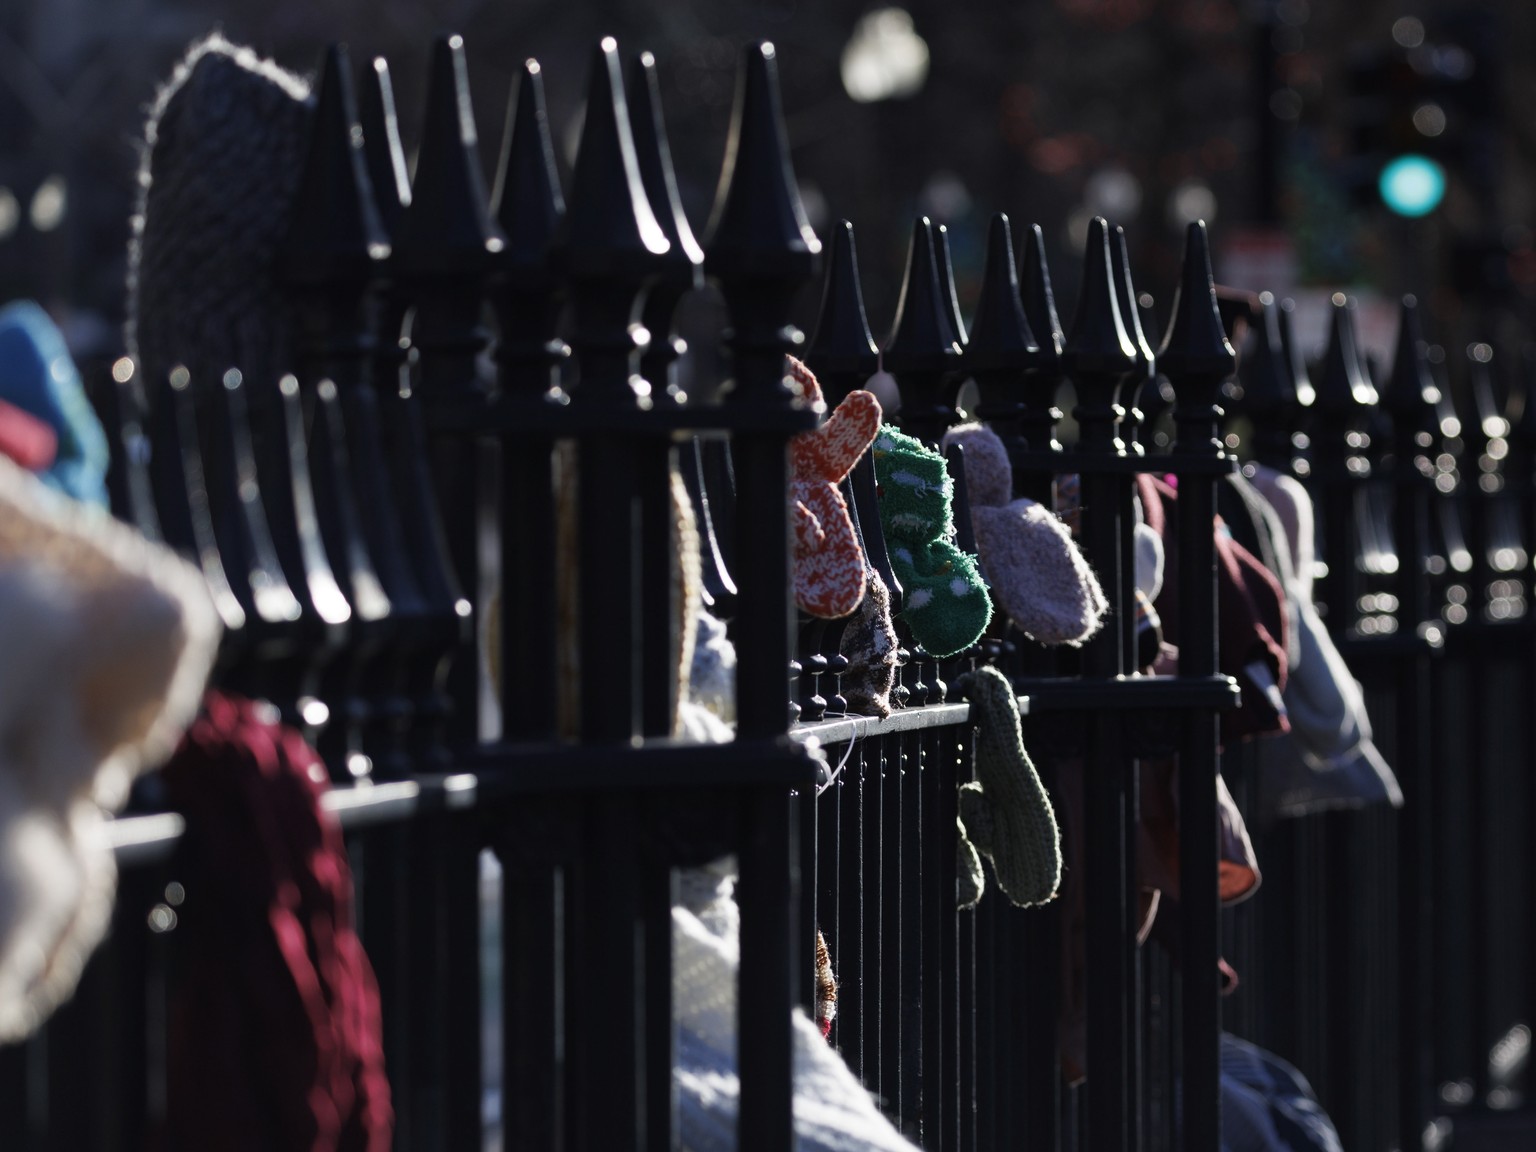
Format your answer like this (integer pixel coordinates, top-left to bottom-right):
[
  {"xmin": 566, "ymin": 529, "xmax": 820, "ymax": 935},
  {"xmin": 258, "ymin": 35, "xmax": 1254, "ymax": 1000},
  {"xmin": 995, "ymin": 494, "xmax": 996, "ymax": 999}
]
[
  {"xmin": 704, "ymin": 40, "xmax": 820, "ymax": 1152},
  {"xmin": 1159, "ymin": 220, "xmax": 1234, "ymax": 1152},
  {"xmin": 1063, "ymin": 216, "xmax": 1135, "ymax": 1152},
  {"xmin": 557, "ymin": 37, "xmax": 665, "ymax": 1152},
  {"xmin": 1385, "ymin": 297, "xmax": 1438, "ymax": 1152}
]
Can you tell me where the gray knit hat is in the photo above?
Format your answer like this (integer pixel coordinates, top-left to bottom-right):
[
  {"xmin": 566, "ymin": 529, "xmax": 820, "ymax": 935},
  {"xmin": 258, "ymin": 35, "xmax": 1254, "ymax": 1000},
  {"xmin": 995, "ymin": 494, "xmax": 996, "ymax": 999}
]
[{"xmin": 126, "ymin": 34, "xmax": 313, "ymax": 393}]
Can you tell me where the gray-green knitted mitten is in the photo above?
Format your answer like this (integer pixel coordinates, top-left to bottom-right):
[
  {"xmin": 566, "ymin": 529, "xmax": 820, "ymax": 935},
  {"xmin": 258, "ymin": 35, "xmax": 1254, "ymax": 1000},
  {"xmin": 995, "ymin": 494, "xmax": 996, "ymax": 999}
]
[
  {"xmin": 957, "ymin": 817, "xmax": 985, "ymax": 910},
  {"xmin": 956, "ymin": 665, "xmax": 1061, "ymax": 907}
]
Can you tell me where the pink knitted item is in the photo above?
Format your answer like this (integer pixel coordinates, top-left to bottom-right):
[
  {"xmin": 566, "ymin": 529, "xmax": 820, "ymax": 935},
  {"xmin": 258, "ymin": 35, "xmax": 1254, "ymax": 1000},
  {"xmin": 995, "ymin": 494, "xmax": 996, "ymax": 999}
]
[
  {"xmin": 788, "ymin": 357, "xmax": 882, "ymax": 619},
  {"xmin": 941, "ymin": 423, "xmax": 1107, "ymax": 646}
]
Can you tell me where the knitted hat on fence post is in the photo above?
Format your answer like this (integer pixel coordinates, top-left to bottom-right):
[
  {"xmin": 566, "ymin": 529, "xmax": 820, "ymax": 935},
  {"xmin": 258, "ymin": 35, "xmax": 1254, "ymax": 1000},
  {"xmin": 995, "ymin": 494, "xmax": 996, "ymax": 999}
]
[{"xmin": 127, "ymin": 34, "xmax": 313, "ymax": 392}]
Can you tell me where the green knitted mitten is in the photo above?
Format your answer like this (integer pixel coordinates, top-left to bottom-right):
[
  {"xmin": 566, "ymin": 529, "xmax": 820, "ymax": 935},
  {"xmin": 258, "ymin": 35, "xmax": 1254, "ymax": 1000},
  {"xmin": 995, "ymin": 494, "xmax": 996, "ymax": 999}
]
[
  {"xmin": 956, "ymin": 665, "xmax": 1061, "ymax": 907},
  {"xmin": 957, "ymin": 817, "xmax": 985, "ymax": 910},
  {"xmin": 872, "ymin": 425, "xmax": 992, "ymax": 658}
]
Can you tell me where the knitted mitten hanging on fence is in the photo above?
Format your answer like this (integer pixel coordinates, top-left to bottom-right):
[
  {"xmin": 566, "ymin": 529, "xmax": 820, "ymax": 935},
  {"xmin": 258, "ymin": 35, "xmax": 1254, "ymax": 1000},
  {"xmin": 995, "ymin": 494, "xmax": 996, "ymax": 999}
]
[
  {"xmin": 872, "ymin": 424, "xmax": 991, "ymax": 658},
  {"xmin": 956, "ymin": 665, "xmax": 1061, "ymax": 907},
  {"xmin": 814, "ymin": 929, "xmax": 838, "ymax": 1039},
  {"xmin": 940, "ymin": 422, "xmax": 1107, "ymax": 646},
  {"xmin": 788, "ymin": 357, "xmax": 882, "ymax": 619},
  {"xmin": 838, "ymin": 564, "xmax": 899, "ymax": 717},
  {"xmin": 957, "ymin": 817, "xmax": 985, "ymax": 910}
]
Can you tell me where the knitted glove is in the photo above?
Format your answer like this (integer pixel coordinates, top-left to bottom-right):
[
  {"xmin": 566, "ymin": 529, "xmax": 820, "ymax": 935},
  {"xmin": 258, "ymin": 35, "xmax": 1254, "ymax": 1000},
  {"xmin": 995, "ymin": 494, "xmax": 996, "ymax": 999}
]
[
  {"xmin": 940, "ymin": 423, "xmax": 1107, "ymax": 646},
  {"xmin": 955, "ymin": 666, "xmax": 1061, "ymax": 907},
  {"xmin": 871, "ymin": 425, "xmax": 991, "ymax": 658},
  {"xmin": 788, "ymin": 357, "xmax": 882, "ymax": 619},
  {"xmin": 838, "ymin": 565, "xmax": 898, "ymax": 717}
]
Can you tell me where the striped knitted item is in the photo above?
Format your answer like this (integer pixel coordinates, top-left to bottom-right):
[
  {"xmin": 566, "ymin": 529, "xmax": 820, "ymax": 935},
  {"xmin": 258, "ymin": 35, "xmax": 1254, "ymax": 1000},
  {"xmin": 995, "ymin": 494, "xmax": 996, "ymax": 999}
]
[
  {"xmin": 956, "ymin": 666, "xmax": 1061, "ymax": 907},
  {"xmin": 787, "ymin": 357, "xmax": 882, "ymax": 619},
  {"xmin": 871, "ymin": 425, "xmax": 991, "ymax": 658}
]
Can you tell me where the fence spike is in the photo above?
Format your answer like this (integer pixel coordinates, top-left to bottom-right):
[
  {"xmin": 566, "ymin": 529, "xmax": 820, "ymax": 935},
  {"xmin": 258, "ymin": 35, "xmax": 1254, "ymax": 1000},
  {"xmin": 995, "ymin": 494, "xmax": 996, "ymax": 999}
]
[
  {"xmin": 1241, "ymin": 293, "xmax": 1299, "ymax": 469},
  {"xmin": 705, "ymin": 43, "xmax": 819, "ymax": 281},
  {"xmin": 395, "ymin": 35, "xmax": 504, "ymax": 281},
  {"xmin": 494, "ymin": 59, "xmax": 566, "ymax": 274},
  {"xmin": 562, "ymin": 38, "xmax": 671, "ymax": 271},
  {"xmin": 886, "ymin": 216, "xmax": 962, "ymax": 443},
  {"xmin": 492, "ymin": 58, "xmax": 569, "ymax": 399},
  {"xmin": 1382, "ymin": 297, "xmax": 1438, "ymax": 434},
  {"xmin": 1020, "ymin": 222, "xmax": 1064, "ymax": 361},
  {"xmin": 936, "ymin": 223, "xmax": 969, "ymax": 346},
  {"xmin": 805, "ymin": 220, "xmax": 880, "ymax": 404},
  {"xmin": 1109, "ymin": 225, "xmax": 1153, "ymax": 454},
  {"xmin": 628, "ymin": 51, "xmax": 704, "ymax": 395},
  {"xmin": 1275, "ymin": 298, "xmax": 1314, "ymax": 410},
  {"xmin": 968, "ymin": 213, "xmax": 1038, "ymax": 375},
  {"xmin": 556, "ymin": 37, "xmax": 671, "ymax": 404},
  {"xmin": 1063, "ymin": 216, "xmax": 1136, "ymax": 384},
  {"xmin": 1154, "ymin": 220, "xmax": 1232, "ymax": 380},
  {"xmin": 1316, "ymin": 295, "xmax": 1378, "ymax": 416},
  {"xmin": 359, "ymin": 57, "xmax": 411, "ymax": 236},
  {"xmin": 1158, "ymin": 220, "xmax": 1234, "ymax": 455},
  {"xmin": 281, "ymin": 44, "xmax": 389, "ymax": 291}
]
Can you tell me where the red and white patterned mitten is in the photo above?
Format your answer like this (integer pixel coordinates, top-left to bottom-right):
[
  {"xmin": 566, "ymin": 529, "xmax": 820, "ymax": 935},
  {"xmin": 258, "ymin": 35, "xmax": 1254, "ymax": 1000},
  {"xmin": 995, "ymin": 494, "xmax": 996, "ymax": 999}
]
[{"xmin": 787, "ymin": 357, "xmax": 882, "ymax": 619}]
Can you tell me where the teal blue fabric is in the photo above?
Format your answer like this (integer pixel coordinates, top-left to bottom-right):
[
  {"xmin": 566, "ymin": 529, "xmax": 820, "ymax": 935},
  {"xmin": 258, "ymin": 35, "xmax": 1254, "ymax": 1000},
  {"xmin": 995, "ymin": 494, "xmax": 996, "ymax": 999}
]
[{"xmin": 0, "ymin": 301, "xmax": 109, "ymax": 507}]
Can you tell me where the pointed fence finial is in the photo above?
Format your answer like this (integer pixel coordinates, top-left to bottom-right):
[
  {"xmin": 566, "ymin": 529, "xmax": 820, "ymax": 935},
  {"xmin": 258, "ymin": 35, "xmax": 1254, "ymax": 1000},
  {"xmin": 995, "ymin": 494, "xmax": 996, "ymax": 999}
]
[
  {"xmin": 936, "ymin": 223, "xmax": 969, "ymax": 346},
  {"xmin": 1109, "ymin": 225, "xmax": 1153, "ymax": 453},
  {"xmin": 805, "ymin": 219, "xmax": 880, "ymax": 405},
  {"xmin": 885, "ymin": 215, "xmax": 964, "ymax": 443},
  {"xmin": 1316, "ymin": 293, "xmax": 1378, "ymax": 417},
  {"xmin": 1240, "ymin": 292, "xmax": 1301, "ymax": 470},
  {"xmin": 1382, "ymin": 295, "xmax": 1439, "ymax": 434},
  {"xmin": 705, "ymin": 42, "xmax": 821, "ymax": 408},
  {"xmin": 1063, "ymin": 217, "xmax": 1135, "ymax": 455},
  {"xmin": 968, "ymin": 213, "xmax": 1039, "ymax": 373},
  {"xmin": 358, "ymin": 56, "xmax": 411, "ymax": 239},
  {"xmin": 559, "ymin": 38, "xmax": 670, "ymax": 277},
  {"xmin": 494, "ymin": 58, "xmax": 566, "ymax": 273},
  {"xmin": 1158, "ymin": 221, "xmax": 1235, "ymax": 456},
  {"xmin": 395, "ymin": 35, "xmax": 505, "ymax": 278},
  {"xmin": 280, "ymin": 43, "xmax": 388, "ymax": 293},
  {"xmin": 628, "ymin": 51, "xmax": 705, "ymax": 395},
  {"xmin": 1020, "ymin": 222, "xmax": 1064, "ymax": 361},
  {"xmin": 492, "ymin": 58, "xmax": 569, "ymax": 399}
]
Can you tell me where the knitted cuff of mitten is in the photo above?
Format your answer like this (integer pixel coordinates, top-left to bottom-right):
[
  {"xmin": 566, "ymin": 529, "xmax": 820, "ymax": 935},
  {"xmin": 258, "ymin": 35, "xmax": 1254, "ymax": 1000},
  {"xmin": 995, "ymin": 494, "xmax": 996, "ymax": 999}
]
[{"xmin": 956, "ymin": 666, "xmax": 1061, "ymax": 907}]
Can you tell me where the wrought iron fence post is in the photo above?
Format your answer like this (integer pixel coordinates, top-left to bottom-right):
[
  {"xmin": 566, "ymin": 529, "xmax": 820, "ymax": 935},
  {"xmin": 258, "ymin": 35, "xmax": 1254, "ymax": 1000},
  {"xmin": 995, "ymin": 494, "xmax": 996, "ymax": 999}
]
[
  {"xmin": 1063, "ymin": 215, "xmax": 1137, "ymax": 1152},
  {"xmin": 1159, "ymin": 219, "xmax": 1235, "ymax": 1152},
  {"xmin": 704, "ymin": 40, "xmax": 820, "ymax": 1152}
]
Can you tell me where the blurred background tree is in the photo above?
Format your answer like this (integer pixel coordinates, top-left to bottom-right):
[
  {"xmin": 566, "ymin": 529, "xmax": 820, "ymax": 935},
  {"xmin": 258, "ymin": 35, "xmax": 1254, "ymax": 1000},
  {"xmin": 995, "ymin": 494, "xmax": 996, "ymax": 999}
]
[{"xmin": 1, "ymin": 0, "xmax": 1532, "ymax": 369}]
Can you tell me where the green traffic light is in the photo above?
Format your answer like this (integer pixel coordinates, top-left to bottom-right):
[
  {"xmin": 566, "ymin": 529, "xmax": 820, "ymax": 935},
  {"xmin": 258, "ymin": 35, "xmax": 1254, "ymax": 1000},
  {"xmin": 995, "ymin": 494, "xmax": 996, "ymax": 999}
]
[{"xmin": 1379, "ymin": 154, "xmax": 1447, "ymax": 217}]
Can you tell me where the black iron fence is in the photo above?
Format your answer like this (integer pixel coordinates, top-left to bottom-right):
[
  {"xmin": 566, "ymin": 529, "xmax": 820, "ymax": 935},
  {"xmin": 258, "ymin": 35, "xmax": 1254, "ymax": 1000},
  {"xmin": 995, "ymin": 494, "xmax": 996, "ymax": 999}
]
[{"xmin": 0, "ymin": 27, "xmax": 1530, "ymax": 1152}]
